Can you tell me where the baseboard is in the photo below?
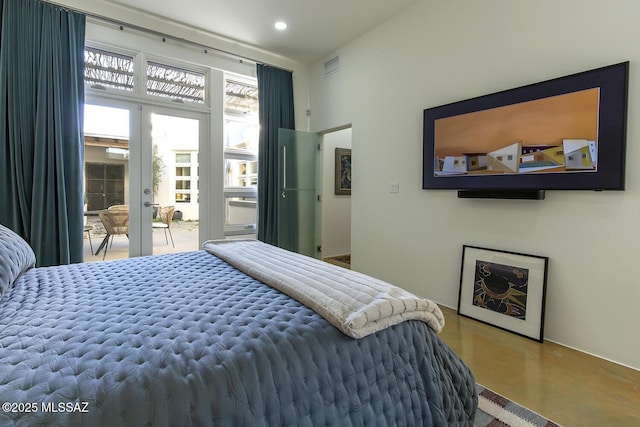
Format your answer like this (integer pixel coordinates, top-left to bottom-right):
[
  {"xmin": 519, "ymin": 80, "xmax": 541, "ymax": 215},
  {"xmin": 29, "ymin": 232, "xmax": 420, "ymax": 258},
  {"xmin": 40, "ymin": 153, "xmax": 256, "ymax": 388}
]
[
  {"xmin": 544, "ymin": 338, "xmax": 640, "ymax": 372},
  {"xmin": 437, "ymin": 304, "xmax": 638, "ymax": 372}
]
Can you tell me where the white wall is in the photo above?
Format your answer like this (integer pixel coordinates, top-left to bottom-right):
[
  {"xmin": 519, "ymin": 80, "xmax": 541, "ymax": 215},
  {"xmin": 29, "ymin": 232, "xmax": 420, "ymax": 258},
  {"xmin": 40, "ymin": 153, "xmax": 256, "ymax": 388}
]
[
  {"xmin": 152, "ymin": 116, "xmax": 200, "ymax": 221},
  {"xmin": 310, "ymin": 0, "xmax": 640, "ymax": 370},
  {"xmin": 322, "ymin": 128, "xmax": 352, "ymax": 258}
]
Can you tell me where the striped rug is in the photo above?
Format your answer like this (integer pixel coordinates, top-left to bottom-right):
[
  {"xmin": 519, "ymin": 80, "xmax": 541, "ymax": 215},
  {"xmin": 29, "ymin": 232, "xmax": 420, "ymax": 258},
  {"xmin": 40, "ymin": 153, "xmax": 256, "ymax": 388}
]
[{"xmin": 475, "ymin": 384, "xmax": 562, "ymax": 427}]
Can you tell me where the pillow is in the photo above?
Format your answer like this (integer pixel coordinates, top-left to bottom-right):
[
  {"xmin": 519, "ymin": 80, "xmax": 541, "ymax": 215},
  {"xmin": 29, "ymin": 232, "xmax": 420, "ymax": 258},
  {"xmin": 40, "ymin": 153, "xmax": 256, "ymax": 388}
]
[{"xmin": 0, "ymin": 223, "xmax": 36, "ymax": 297}]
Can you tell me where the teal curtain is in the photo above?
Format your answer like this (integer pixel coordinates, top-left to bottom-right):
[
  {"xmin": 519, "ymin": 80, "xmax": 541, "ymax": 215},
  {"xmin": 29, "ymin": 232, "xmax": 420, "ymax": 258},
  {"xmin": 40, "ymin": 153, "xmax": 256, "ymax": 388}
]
[
  {"xmin": 0, "ymin": 0, "xmax": 85, "ymax": 266},
  {"xmin": 256, "ymin": 65, "xmax": 295, "ymax": 245}
]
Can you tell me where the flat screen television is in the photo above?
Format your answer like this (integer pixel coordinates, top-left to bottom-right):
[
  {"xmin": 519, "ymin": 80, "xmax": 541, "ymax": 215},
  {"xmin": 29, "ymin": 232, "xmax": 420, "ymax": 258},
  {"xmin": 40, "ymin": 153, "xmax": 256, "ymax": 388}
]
[{"xmin": 422, "ymin": 62, "xmax": 629, "ymax": 199}]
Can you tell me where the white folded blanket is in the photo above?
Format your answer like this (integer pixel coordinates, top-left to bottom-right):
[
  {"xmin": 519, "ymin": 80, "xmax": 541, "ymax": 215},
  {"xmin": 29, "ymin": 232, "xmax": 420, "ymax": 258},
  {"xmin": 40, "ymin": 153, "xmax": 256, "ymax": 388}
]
[{"xmin": 203, "ymin": 239, "xmax": 445, "ymax": 338}]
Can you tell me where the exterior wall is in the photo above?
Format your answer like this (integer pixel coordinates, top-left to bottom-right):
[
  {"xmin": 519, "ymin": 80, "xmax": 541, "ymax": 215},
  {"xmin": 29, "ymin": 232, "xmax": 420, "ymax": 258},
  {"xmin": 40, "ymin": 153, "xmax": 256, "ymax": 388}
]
[
  {"xmin": 152, "ymin": 115, "xmax": 200, "ymax": 220},
  {"xmin": 309, "ymin": 0, "xmax": 640, "ymax": 370}
]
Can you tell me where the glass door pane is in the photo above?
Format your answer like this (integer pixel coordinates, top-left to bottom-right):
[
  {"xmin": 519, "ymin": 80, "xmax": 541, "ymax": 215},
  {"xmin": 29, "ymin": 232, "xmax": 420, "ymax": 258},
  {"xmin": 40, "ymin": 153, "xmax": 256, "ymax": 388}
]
[
  {"xmin": 84, "ymin": 101, "xmax": 207, "ymax": 261},
  {"xmin": 223, "ymin": 107, "xmax": 259, "ymax": 238},
  {"xmin": 149, "ymin": 112, "xmax": 201, "ymax": 255},
  {"xmin": 83, "ymin": 103, "xmax": 132, "ymax": 261},
  {"xmin": 277, "ymin": 128, "xmax": 321, "ymax": 258}
]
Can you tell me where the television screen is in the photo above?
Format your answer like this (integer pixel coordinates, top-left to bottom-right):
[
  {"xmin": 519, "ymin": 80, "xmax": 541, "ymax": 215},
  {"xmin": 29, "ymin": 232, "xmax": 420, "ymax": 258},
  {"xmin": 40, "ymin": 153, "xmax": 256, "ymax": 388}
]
[{"xmin": 422, "ymin": 62, "xmax": 628, "ymax": 193}]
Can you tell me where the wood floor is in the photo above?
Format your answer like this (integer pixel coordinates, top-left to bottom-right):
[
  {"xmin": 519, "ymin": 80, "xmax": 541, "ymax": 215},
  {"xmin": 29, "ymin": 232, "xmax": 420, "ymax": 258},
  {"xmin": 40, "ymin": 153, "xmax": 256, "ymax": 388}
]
[
  {"xmin": 437, "ymin": 306, "xmax": 640, "ymax": 426},
  {"xmin": 323, "ymin": 255, "xmax": 351, "ymax": 269}
]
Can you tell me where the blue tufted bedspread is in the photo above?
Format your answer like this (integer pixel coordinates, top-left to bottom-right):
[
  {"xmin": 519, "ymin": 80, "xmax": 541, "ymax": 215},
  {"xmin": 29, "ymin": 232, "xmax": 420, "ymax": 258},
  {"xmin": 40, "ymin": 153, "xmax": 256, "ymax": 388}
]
[{"xmin": 0, "ymin": 250, "xmax": 476, "ymax": 426}]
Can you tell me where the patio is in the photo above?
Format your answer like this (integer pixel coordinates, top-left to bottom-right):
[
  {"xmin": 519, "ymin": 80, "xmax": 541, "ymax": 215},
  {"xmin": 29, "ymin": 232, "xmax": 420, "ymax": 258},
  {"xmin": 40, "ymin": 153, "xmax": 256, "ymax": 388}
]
[{"xmin": 82, "ymin": 217, "xmax": 201, "ymax": 262}]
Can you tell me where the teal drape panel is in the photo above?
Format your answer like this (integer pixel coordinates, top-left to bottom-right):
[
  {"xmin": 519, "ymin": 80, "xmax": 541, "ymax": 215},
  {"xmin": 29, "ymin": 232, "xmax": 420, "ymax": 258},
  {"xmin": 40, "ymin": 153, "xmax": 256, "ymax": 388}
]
[
  {"xmin": 256, "ymin": 65, "xmax": 295, "ymax": 245},
  {"xmin": 0, "ymin": 0, "xmax": 85, "ymax": 266}
]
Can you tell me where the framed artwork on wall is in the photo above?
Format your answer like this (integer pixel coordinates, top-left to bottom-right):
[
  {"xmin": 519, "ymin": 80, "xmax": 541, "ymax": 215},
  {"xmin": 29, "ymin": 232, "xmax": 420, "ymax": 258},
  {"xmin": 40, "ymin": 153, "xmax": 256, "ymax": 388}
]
[
  {"xmin": 335, "ymin": 148, "xmax": 352, "ymax": 195},
  {"xmin": 458, "ymin": 245, "xmax": 549, "ymax": 342}
]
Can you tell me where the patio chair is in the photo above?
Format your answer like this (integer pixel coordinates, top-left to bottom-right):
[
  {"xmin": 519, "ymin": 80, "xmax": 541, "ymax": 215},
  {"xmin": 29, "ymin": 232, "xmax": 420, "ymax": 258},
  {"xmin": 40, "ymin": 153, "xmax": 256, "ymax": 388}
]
[
  {"xmin": 153, "ymin": 205, "xmax": 175, "ymax": 247},
  {"xmin": 84, "ymin": 225, "xmax": 94, "ymax": 255},
  {"xmin": 98, "ymin": 209, "xmax": 129, "ymax": 260}
]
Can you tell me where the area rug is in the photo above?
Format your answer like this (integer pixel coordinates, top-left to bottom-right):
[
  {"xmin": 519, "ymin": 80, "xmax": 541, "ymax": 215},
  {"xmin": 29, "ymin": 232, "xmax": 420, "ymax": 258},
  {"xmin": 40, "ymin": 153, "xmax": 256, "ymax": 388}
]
[{"xmin": 475, "ymin": 384, "xmax": 562, "ymax": 427}]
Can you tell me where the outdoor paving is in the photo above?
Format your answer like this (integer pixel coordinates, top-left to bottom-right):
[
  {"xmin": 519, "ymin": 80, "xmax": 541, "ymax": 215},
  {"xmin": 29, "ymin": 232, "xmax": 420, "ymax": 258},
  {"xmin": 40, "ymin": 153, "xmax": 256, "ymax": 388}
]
[{"xmin": 83, "ymin": 218, "xmax": 200, "ymax": 262}]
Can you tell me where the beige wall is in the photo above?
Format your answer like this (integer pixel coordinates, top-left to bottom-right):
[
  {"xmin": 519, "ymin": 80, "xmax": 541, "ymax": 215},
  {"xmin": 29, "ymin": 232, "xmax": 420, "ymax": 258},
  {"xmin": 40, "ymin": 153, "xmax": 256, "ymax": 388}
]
[{"xmin": 310, "ymin": 0, "xmax": 640, "ymax": 370}]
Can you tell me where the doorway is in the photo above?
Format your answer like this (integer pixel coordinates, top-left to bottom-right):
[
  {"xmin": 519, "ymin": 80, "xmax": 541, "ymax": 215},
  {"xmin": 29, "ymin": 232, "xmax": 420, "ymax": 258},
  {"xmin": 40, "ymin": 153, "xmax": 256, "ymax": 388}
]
[
  {"xmin": 274, "ymin": 126, "xmax": 352, "ymax": 263},
  {"xmin": 320, "ymin": 127, "xmax": 352, "ymax": 267},
  {"xmin": 85, "ymin": 163, "xmax": 125, "ymax": 211},
  {"xmin": 82, "ymin": 99, "xmax": 208, "ymax": 261}
]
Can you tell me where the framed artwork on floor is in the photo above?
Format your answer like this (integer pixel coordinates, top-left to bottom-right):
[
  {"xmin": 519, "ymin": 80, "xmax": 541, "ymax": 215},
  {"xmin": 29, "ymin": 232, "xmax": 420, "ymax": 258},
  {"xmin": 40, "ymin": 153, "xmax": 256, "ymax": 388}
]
[
  {"xmin": 335, "ymin": 148, "xmax": 352, "ymax": 195},
  {"xmin": 458, "ymin": 245, "xmax": 549, "ymax": 342}
]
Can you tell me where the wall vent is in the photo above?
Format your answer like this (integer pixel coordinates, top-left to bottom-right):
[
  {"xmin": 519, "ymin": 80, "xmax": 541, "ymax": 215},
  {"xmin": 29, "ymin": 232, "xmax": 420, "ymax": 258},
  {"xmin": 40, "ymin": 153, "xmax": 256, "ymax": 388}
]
[{"xmin": 323, "ymin": 56, "xmax": 340, "ymax": 77}]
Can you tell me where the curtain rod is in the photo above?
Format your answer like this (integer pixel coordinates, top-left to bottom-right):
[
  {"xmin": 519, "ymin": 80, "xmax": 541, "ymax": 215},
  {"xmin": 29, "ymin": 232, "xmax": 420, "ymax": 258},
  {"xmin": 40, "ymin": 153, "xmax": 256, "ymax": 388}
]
[{"xmin": 48, "ymin": 1, "xmax": 294, "ymax": 73}]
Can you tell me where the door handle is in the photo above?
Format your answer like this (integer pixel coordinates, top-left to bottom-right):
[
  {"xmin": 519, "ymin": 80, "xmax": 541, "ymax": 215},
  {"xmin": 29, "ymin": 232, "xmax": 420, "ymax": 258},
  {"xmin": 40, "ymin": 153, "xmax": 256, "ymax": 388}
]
[
  {"xmin": 143, "ymin": 201, "xmax": 151, "ymax": 207},
  {"xmin": 282, "ymin": 146, "xmax": 287, "ymax": 189}
]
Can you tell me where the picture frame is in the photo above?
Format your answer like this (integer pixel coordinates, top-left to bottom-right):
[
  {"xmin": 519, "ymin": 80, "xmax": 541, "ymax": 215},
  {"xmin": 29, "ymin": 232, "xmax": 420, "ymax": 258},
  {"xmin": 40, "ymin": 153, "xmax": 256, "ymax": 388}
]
[
  {"xmin": 458, "ymin": 245, "xmax": 549, "ymax": 342},
  {"xmin": 335, "ymin": 148, "xmax": 352, "ymax": 195}
]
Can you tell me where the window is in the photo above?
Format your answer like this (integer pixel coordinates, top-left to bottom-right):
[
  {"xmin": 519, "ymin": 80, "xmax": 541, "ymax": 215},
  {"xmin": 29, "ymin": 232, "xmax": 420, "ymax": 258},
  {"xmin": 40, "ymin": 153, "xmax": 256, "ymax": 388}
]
[
  {"xmin": 84, "ymin": 47, "xmax": 134, "ymax": 92},
  {"xmin": 175, "ymin": 153, "xmax": 191, "ymax": 164},
  {"xmin": 175, "ymin": 152, "xmax": 198, "ymax": 204},
  {"xmin": 223, "ymin": 78, "xmax": 259, "ymax": 236},
  {"xmin": 147, "ymin": 61, "xmax": 206, "ymax": 104},
  {"xmin": 225, "ymin": 80, "xmax": 259, "ymax": 115},
  {"xmin": 84, "ymin": 48, "xmax": 207, "ymax": 106}
]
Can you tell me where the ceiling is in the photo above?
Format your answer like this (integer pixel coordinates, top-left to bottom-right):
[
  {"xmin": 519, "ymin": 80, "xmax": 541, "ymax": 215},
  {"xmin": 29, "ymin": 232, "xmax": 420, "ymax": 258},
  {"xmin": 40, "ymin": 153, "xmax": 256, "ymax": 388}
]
[{"xmin": 106, "ymin": 0, "xmax": 419, "ymax": 64}]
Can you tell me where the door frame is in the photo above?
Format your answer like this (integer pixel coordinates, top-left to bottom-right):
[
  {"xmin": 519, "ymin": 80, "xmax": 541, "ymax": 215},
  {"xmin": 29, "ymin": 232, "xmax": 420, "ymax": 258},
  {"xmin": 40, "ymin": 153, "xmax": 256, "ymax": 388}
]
[
  {"xmin": 85, "ymin": 95, "xmax": 210, "ymax": 257},
  {"xmin": 140, "ymin": 104, "xmax": 209, "ymax": 256}
]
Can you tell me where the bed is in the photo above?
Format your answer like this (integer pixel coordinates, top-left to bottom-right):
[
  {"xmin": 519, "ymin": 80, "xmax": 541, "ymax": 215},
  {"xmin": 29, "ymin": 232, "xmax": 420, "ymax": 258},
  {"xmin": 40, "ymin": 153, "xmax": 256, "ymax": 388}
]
[{"xmin": 0, "ymin": 224, "xmax": 477, "ymax": 426}]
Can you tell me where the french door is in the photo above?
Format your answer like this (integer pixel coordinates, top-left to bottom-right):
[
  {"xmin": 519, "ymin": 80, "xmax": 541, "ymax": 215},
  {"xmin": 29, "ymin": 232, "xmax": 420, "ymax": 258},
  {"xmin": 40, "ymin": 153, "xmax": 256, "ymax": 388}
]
[{"xmin": 84, "ymin": 96, "xmax": 208, "ymax": 259}]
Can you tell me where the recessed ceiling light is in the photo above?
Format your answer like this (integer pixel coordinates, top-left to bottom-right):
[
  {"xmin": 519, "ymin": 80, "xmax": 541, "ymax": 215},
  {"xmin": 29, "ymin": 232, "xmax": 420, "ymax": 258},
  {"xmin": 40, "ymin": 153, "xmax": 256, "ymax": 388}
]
[{"xmin": 274, "ymin": 21, "xmax": 287, "ymax": 31}]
